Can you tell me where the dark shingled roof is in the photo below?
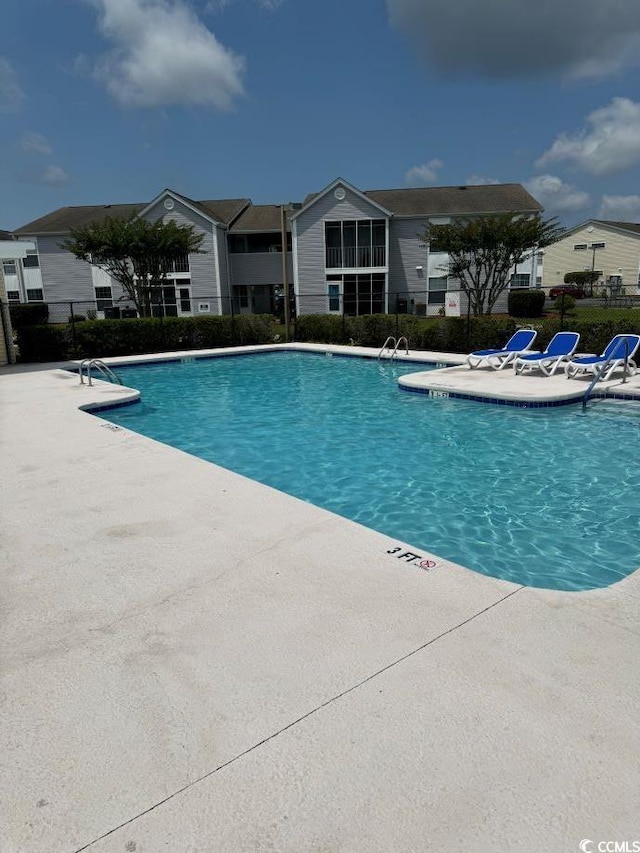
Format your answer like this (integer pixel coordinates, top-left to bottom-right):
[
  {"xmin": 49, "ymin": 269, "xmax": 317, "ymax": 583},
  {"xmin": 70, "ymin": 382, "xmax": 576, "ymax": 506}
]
[
  {"xmin": 0, "ymin": 229, "xmax": 13, "ymax": 240},
  {"xmin": 15, "ymin": 204, "xmax": 146, "ymax": 235},
  {"xmin": 592, "ymin": 219, "xmax": 640, "ymax": 235},
  {"xmin": 230, "ymin": 204, "xmax": 290, "ymax": 232},
  {"xmin": 300, "ymin": 183, "xmax": 542, "ymax": 217},
  {"xmin": 175, "ymin": 196, "xmax": 250, "ymax": 226},
  {"xmin": 15, "ymin": 196, "xmax": 251, "ymax": 234},
  {"xmin": 364, "ymin": 184, "xmax": 542, "ymax": 216}
]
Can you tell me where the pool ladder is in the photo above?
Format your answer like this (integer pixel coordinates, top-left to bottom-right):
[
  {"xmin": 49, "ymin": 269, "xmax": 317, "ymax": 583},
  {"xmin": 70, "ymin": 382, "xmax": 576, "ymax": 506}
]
[
  {"xmin": 580, "ymin": 338, "xmax": 630, "ymax": 410},
  {"xmin": 378, "ymin": 336, "xmax": 409, "ymax": 361},
  {"xmin": 79, "ymin": 358, "xmax": 123, "ymax": 386}
]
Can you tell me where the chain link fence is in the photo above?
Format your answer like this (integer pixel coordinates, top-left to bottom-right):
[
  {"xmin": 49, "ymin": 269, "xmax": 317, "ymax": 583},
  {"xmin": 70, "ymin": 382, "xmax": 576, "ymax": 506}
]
[{"xmin": 5, "ymin": 283, "xmax": 640, "ymax": 357}]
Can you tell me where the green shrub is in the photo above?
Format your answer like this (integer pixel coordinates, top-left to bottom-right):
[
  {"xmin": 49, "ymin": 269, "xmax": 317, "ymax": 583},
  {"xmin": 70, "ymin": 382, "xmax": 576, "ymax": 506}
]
[
  {"xmin": 508, "ymin": 289, "xmax": 546, "ymax": 318},
  {"xmin": 554, "ymin": 295, "xmax": 575, "ymax": 312},
  {"xmin": 14, "ymin": 314, "xmax": 275, "ymax": 363},
  {"xmin": 16, "ymin": 324, "xmax": 69, "ymax": 362},
  {"xmin": 294, "ymin": 314, "xmax": 354, "ymax": 344},
  {"xmin": 68, "ymin": 314, "xmax": 86, "ymax": 323},
  {"xmin": 9, "ymin": 302, "xmax": 49, "ymax": 329}
]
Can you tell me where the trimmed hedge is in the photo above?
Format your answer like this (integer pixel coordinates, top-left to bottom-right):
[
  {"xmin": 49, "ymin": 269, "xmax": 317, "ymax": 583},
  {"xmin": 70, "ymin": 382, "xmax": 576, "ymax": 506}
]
[
  {"xmin": 16, "ymin": 314, "xmax": 276, "ymax": 362},
  {"xmin": 15, "ymin": 311, "xmax": 640, "ymax": 364},
  {"xmin": 16, "ymin": 324, "xmax": 69, "ymax": 362},
  {"xmin": 294, "ymin": 313, "xmax": 519, "ymax": 354},
  {"xmin": 508, "ymin": 289, "xmax": 545, "ymax": 318},
  {"xmin": 9, "ymin": 302, "xmax": 49, "ymax": 329}
]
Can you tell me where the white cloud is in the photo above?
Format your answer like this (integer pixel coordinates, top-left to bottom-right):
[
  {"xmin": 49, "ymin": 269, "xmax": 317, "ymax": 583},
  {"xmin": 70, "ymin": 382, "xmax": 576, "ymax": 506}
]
[
  {"xmin": 42, "ymin": 166, "xmax": 69, "ymax": 186},
  {"xmin": 405, "ymin": 158, "xmax": 443, "ymax": 185},
  {"xmin": 87, "ymin": 0, "xmax": 245, "ymax": 109},
  {"xmin": 42, "ymin": 166, "xmax": 70, "ymax": 186},
  {"xmin": 20, "ymin": 165, "xmax": 71, "ymax": 186},
  {"xmin": 205, "ymin": 0, "xmax": 281, "ymax": 11},
  {"xmin": 21, "ymin": 132, "xmax": 53, "ymax": 156},
  {"xmin": 465, "ymin": 174, "xmax": 499, "ymax": 186},
  {"xmin": 598, "ymin": 195, "xmax": 640, "ymax": 222},
  {"xmin": 536, "ymin": 98, "xmax": 640, "ymax": 176},
  {"xmin": 0, "ymin": 57, "xmax": 25, "ymax": 112},
  {"xmin": 525, "ymin": 175, "xmax": 590, "ymax": 213},
  {"xmin": 386, "ymin": 0, "xmax": 640, "ymax": 80}
]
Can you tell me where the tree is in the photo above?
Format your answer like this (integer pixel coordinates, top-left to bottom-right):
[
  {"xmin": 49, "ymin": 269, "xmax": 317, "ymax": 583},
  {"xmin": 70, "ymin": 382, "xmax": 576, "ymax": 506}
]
[
  {"xmin": 61, "ymin": 214, "xmax": 205, "ymax": 316},
  {"xmin": 564, "ymin": 270, "xmax": 600, "ymax": 294},
  {"xmin": 424, "ymin": 213, "xmax": 564, "ymax": 316}
]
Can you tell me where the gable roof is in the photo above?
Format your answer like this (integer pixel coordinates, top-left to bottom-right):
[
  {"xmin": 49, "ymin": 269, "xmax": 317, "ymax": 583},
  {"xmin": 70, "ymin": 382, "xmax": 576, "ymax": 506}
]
[
  {"xmin": 591, "ymin": 219, "xmax": 640, "ymax": 236},
  {"xmin": 298, "ymin": 182, "xmax": 542, "ymax": 218},
  {"xmin": 365, "ymin": 183, "xmax": 542, "ymax": 216},
  {"xmin": 137, "ymin": 189, "xmax": 250, "ymax": 227},
  {"xmin": 550, "ymin": 218, "xmax": 640, "ymax": 241},
  {"xmin": 15, "ymin": 195, "xmax": 251, "ymax": 235},
  {"xmin": 15, "ymin": 203, "xmax": 146, "ymax": 235},
  {"xmin": 293, "ymin": 177, "xmax": 392, "ymax": 220},
  {"xmin": 229, "ymin": 204, "xmax": 292, "ymax": 232}
]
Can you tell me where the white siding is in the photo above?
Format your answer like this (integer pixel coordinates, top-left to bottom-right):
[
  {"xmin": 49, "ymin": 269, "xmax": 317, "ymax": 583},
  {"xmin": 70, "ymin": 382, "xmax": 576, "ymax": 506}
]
[
  {"xmin": 230, "ymin": 253, "xmax": 293, "ymax": 287},
  {"xmin": 295, "ymin": 186, "xmax": 390, "ymax": 313},
  {"xmin": 543, "ymin": 224, "xmax": 640, "ymax": 294},
  {"xmin": 144, "ymin": 197, "xmax": 222, "ymax": 310},
  {"xmin": 35, "ymin": 235, "xmax": 95, "ymax": 302}
]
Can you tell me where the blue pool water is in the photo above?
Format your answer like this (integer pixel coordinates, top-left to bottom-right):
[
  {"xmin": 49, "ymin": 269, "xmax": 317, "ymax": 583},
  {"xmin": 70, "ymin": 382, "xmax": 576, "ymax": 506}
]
[{"xmin": 96, "ymin": 351, "xmax": 640, "ymax": 591}]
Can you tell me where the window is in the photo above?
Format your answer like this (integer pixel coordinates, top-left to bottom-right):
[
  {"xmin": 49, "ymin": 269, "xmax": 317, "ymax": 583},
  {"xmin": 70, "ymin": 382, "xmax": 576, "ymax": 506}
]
[
  {"xmin": 589, "ymin": 242, "xmax": 606, "ymax": 249},
  {"xmin": 328, "ymin": 284, "xmax": 340, "ymax": 312},
  {"xmin": 325, "ymin": 220, "xmax": 386, "ymax": 269},
  {"xmin": 7, "ymin": 290, "xmax": 20, "ymax": 302},
  {"xmin": 26, "ymin": 289, "xmax": 44, "ymax": 301},
  {"xmin": 23, "ymin": 248, "xmax": 40, "ymax": 268},
  {"xmin": 169, "ymin": 255, "xmax": 189, "ymax": 273},
  {"xmin": 94, "ymin": 285, "xmax": 113, "ymax": 310},
  {"xmin": 573, "ymin": 244, "xmax": 588, "ymax": 251},
  {"xmin": 427, "ymin": 276, "xmax": 447, "ymax": 305},
  {"xmin": 2, "ymin": 260, "xmax": 17, "ymax": 275},
  {"xmin": 510, "ymin": 273, "xmax": 530, "ymax": 289},
  {"xmin": 228, "ymin": 233, "xmax": 291, "ymax": 253},
  {"xmin": 236, "ymin": 285, "xmax": 249, "ymax": 309},
  {"xmin": 175, "ymin": 279, "xmax": 191, "ymax": 313},
  {"xmin": 428, "ymin": 226, "xmax": 447, "ymax": 253},
  {"xmin": 342, "ymin": 273, "xmax": 385, "ymax": 315}
]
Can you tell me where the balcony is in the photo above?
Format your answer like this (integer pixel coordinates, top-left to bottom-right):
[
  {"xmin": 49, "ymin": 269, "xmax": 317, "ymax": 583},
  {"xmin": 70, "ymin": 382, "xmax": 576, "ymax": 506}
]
[{"xmin": 326, "ymin": 245, "xmax": 386, "ymax": 269}]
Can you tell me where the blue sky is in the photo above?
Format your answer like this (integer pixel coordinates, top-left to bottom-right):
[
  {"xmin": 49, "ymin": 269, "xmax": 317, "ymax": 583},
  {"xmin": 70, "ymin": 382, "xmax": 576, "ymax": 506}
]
[{"xmin": 2, "ymin": 0, "xmax": 640, "ymax": 230}]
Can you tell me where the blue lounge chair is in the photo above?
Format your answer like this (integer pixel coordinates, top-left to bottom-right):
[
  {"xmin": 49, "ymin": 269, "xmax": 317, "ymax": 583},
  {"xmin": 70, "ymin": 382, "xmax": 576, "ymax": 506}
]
[
  {"xmin": 467, "ymin": 328, "xmax": 537, "ymax": 371},
  {"xmin": 514, "ymin": 331, "xmax": 580, "ymax": 376},
  {"xmin": 565, "ymin": 334, "xmax": 640, "ymax": 381}
]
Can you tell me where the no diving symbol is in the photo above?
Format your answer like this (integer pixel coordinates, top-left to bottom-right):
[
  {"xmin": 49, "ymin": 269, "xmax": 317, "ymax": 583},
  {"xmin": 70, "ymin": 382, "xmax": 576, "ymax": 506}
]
[{"xmin": 386, "ymin": 546, "xmax": 438, "ymax": 572}]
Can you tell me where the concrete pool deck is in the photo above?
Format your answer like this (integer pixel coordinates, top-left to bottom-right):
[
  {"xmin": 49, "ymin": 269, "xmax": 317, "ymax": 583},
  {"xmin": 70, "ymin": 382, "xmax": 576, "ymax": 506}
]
[{"xmin": 1, "ymin": 345, "xmax": 638, "ymax": 853}]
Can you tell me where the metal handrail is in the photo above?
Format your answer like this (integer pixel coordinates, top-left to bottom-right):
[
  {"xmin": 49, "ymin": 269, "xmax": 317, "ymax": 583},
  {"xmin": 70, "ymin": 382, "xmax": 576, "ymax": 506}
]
[
  {"xmin": 79, "ymin": 358, "xmax": 123, "ymax": 386},
  {"xmin": 392, "ymin": 336, "xmax": 409, "ymax": 358},
  {"xmin": 378, "ymin": 335, "xmax": 410, "ymax": 361},
  {"xmin": 378, "ymin": 336, "xmax": 397, "ymax": 359},
  {"xmin": 581, "ymin": 337, "xmax": 630, "ymax": 410}
]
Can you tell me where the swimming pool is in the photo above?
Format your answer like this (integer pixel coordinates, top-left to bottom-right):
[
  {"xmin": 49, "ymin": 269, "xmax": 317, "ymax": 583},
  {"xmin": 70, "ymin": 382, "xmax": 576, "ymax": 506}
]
[{"xmin": 96, "ymin": 350, "xmax": 640, "ymax": 591}]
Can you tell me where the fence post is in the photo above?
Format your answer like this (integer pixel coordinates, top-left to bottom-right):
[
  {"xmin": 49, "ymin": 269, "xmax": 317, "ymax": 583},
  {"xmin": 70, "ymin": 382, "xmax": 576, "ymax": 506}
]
[
  {"xmin": 0, "ymin": 300, "xmax": 14, "ymax": 364},
  {"xmin": 395, "ymin": 295, "xmax": 399, "ymax": 336},
  {"xmin": 466, "ymin": 292, "xmax": 472, "ymax": 352},
  {"xmin": 69, "ymin": 301, "xmax": 77, "ymax": 354},
  {"xmin": 230, "ymin": 293, "xmax": 236, "ymax": 344},
  {"xmin": 559, "ymin": 292, "xmax": 566, "ymax": 330}
]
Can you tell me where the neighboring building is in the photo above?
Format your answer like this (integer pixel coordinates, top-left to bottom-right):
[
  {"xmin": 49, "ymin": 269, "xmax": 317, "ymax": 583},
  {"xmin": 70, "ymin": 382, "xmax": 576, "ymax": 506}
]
[
  {"xmin": 0, "ymin": 231, "xmax": 36, "ymax": 364},
  {"xmin": 542, "ymin": 220, "xmax": 640, "ymax": 295},
  {"xmin": 12, "ymin": 179, "xmax": 543, "ymax": 319},
  {"xmin": 292, "ymin": 179, "xmax": 542, "ymax": 316}
]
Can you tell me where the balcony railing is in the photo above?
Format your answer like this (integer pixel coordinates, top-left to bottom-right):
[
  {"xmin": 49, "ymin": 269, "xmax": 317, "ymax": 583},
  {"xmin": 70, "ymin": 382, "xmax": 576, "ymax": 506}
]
[{"xmin": 326, "ymin": 245, "xmax": 386, "ymax": 269}]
